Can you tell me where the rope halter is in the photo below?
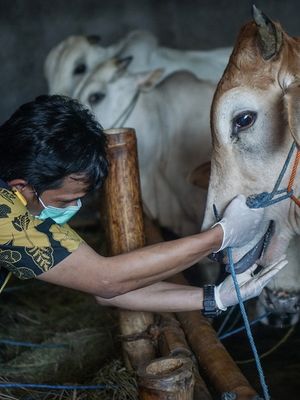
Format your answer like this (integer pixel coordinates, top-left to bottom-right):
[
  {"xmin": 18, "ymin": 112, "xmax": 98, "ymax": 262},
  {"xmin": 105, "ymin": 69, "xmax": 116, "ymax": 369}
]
[{"xmin": 246, "ymin": 141, "xmax": 300, "ymax": 209}]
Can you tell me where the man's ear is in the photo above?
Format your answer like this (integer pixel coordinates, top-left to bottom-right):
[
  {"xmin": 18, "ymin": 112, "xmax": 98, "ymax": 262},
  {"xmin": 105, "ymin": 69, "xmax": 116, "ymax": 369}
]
[
  {"xmin": 7, "ymin": 179, "xmax": 33, "ymax": 206},
  {"xmin": 284, "ymin": 81, "xmax": 300, "ymax": 147},
  {"xmin": 7, "ymin": 179, "xmax": 28, "ymax": 192},
  {"xmin": 187, "ymin": 161, "xmax": 211, "ymax": 190}
]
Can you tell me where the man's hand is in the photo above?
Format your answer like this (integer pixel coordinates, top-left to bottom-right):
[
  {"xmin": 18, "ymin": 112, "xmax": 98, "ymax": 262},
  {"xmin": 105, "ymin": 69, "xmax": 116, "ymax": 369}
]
[
  {"xmin": 214, "ymin": 194, "xmax": 265, "ymax": 251},
  {"xmin": 214, "ymin": 256, "xmax": 288, "ymax": 310}
]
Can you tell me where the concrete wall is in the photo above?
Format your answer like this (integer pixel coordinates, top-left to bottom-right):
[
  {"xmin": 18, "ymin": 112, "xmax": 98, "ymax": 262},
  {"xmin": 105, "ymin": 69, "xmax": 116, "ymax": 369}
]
[{"xmin": 1, "ymin": 0, "xmax": 299, "ymax": 123}]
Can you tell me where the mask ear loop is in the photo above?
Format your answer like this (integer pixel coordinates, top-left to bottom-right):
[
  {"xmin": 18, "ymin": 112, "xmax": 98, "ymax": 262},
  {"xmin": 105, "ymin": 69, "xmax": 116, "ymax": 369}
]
[{"xmin": 37, "ymin": 195, "xmax": 47, "ymax": 209}]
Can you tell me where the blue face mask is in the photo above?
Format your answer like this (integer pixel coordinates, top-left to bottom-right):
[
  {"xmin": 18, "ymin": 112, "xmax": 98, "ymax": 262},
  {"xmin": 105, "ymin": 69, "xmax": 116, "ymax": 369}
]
[{"xmin": 35, "ymin": 197, "xmax": 82, "ymax": 224}]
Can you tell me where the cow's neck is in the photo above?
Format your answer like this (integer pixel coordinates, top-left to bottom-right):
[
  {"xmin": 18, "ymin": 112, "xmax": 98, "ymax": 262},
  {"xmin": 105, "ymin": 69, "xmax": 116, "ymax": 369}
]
[{"xmin": 110, "ymin": 90, "xmax": 141, "ymax": 129}]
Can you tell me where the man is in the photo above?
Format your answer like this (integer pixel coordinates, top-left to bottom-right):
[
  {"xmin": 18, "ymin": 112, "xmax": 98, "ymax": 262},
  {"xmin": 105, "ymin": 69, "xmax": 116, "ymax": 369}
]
[{"xmin": 0, "ymin": 95, "xmax": 287, "ymax": 315}]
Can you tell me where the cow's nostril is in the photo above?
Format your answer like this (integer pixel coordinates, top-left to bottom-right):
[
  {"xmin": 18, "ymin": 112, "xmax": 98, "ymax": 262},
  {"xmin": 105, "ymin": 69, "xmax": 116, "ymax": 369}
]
[{"xmin": 88, "ymin": 92, "xmax": 105, "ymax": 105}]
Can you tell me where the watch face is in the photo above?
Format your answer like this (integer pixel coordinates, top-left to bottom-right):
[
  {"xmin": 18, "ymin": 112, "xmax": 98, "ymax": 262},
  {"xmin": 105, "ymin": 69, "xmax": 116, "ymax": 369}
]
[
  {"xmin": 203, "ymin": 284, "xmax": 218, "ymax": 317},
  {"xmin": 205, "ymin": 300, "xmax": 216, "ymax": 310}
]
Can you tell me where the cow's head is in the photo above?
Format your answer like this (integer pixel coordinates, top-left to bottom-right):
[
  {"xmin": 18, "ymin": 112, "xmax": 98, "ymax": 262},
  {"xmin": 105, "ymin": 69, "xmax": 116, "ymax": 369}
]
[
  {"xmin": 76, "ymin": 57, "xmax": 164, "ymax": 130},
  {"xmin": 44, "ymin": 35, "xmax": 121, "ymax": 96},
  {"xmin": 202, "ymin": 6, "xmax": 300, "ymax": 272}
]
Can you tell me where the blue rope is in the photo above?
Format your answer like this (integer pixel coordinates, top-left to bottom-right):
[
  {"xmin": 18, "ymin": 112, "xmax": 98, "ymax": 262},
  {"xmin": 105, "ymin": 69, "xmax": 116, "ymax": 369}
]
[
  {"xmin": 246, "ymin": 142, "xmax": 296, "ymax": 209},
  {"xmin": 0, "ymin": 383, "xmax": 116, "ymax": 390},
  {"xmin": 227, "ymin": 248, "xmax": 270, "ymax": 400},
  {"xmin": 214, "ymin": 142, "xmax": 298, "ymax": 399},
  {"xmin": 0, "ymin": 339, "xmax": 68, "ymax": 348},
  {"xmin": 217, "ymin": 305, "xmax": 237, "ymax": 336},
  {"xmin": 219, "ymin": 312, "xmax": 271, "ymax": 340}
]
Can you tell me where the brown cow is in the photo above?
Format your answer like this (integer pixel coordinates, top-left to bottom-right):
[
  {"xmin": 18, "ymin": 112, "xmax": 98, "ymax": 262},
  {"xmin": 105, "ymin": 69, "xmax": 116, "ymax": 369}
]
[{"xmin": 201, "ymin": 6, "xmax": 300, "ymax": 325}]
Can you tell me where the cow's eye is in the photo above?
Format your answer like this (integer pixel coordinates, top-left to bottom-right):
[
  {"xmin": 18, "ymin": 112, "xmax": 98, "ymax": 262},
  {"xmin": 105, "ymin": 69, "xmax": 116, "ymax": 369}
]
[
  {"xmin": 73, "ymin": 63, "xmax": 87, "ymax": 75},
  {"xmin": 88, "ymin": 92, "xmax": 105, "ymax": 105},
  {"xmin": 232, "ymin": 111, "xmax": 257, "ymax": 135}
]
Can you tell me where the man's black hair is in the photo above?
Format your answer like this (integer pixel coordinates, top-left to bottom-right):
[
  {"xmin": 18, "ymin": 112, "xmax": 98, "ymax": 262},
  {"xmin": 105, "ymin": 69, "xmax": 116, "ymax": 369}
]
[{"xmin": 0, "ymin": 95, "xmax": 108, "ymax": 194}]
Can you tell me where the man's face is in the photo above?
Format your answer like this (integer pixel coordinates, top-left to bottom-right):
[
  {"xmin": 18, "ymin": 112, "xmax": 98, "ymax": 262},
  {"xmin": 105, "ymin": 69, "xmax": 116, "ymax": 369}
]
[{"xmin": 23, "ymin": 174, "xmax": 90, "ymax": 216}]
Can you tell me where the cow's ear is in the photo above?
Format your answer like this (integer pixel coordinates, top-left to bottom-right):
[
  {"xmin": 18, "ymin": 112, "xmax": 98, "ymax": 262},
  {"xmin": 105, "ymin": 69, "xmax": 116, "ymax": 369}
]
[
  {"xmin": 110, "ymin": 56, "xmax": 133, "ymax": 80},
  {"xmin": 137, "ymin": 69, "xmax": 165, "ymax": 92},
  {"xmin": 284, "ymin": 82, "xmax": 300, "ymax": 147},
  {"xmin": 187, "ymin": 161, "xmax": 211, "ymax": 189},
  {"xmin": 252, "ymin": 5, "xmax": 283, "ymax": 60},
  {"xmin": 116, "ymin": 56, "xmax": 133, "ymax": 70},
  {"xmin": 116, "ymin": 56, "xmax": 133, "ymax": 72}
]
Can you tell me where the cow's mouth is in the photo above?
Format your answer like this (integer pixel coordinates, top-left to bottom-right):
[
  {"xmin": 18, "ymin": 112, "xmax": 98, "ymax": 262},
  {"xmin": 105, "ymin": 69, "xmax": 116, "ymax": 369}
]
[{"xmin": 208, "ymin": 221, "xmax": 274, "ymax": 274}]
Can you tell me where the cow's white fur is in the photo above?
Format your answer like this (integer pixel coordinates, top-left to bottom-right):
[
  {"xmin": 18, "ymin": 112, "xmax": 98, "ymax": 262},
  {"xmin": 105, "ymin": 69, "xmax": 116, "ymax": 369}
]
[
  {"xmin": 45, "ymin": 30, "xmax": 232, "ymax": 97},
  {"xmin": 77, "ymin": 63, "xmax": 215, "ymax": 236},
  {"xmin": 45, "ymin": 31, "xmax": 158, "ymax": 96}
]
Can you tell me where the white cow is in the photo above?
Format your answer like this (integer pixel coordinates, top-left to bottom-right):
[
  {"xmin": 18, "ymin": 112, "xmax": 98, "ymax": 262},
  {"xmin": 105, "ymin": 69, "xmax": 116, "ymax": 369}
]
[
  {"xmin": 201, "ymin": 6, "xmax": 300, "ymax": 323},
  {"xmin": 44, "ymin": 30, "xmax": 158, "ymax": 96},
  {"xmin": 77, "ymin": 60, "xmax": 215, "ymax": 236},
  {"xmin": 45, "ymin": 30, "xmax": 232, "ymax": 97}
]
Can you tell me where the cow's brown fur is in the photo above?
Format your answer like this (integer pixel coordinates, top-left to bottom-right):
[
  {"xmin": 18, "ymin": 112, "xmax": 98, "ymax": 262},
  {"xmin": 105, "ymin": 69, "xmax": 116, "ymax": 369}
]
[
  {"xmin": 214, "ymin": 20, "xmax": 300, "ymax": 95},
  {"xmin": 210, "ymin": 19, "xmax": 300, "ymax": 150}
]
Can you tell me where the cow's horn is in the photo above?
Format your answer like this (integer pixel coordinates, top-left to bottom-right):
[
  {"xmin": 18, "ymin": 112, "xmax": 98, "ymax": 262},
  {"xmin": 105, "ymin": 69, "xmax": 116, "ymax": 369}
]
[{"xmin": 252, "ymin": 5, "xmax": 282, "ymax": 60}]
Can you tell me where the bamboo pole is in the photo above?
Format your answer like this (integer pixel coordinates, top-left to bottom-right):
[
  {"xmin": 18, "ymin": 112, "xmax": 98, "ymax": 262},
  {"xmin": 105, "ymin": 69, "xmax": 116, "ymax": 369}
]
[
  {"xmin": 158, "ymin": 313, "xmax": 213, "ymax": 400},
  {"xmin": 138, "ymin": 356, "xmax": 195, "ymax": 400},
  {"xmin": 171, "ymin": 275, "xmax": 258, "ymax": 400},
  {"xmin": 143, "ymin": 216, "xmax": 257, "ymax": 399},
  {"xmin": 102, "ymin": 128, "xmax": 156, "ymax": 370},
  {"xmin": 144, "ymin": 217, "xmax": 213, "ymax": 400},
  {"xmin": 101, "ymin": 128, "xmax": 256, "ymax": 398}
]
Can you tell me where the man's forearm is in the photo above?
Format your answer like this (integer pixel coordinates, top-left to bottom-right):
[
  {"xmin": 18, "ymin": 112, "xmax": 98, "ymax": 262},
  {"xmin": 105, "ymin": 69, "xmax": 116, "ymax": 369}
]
[
  {"xmin": 106, "ymin": 225, "xmax": 222, "ymax": 294},
  {"xmin": 95, "ymin": 281, "xmax": 204, "ymax": 312},
  {"xmin": 38, "ymin": 225, "xmax": 222, "ymax": 298}
]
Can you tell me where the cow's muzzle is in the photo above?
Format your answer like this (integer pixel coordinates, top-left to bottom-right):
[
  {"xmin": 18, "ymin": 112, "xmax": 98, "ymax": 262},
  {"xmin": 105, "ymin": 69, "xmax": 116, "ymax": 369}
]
[{"xmin": 208, "ymin": 221, "xmax": 274, "ymax": 274}]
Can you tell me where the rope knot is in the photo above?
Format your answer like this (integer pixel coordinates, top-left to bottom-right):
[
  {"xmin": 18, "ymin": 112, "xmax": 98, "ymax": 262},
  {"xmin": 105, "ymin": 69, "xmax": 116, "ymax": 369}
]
[{"xmin": 246, "ymin": 192, "xmax": 272, "ymax": 208}]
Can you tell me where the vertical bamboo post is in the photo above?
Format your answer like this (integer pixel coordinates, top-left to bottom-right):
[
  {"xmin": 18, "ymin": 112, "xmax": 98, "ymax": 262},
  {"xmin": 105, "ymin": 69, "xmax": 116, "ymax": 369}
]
[
  {"xmin": 138, "ymin": 356, "xmax": 195, "ymax": 400},
  {"xmin": 171, "ymin": 275, "xmax": 258, "ymax": 399},
  {"xmin": 144, "ymin": 217, "xmax": 213, "ymax": 400},
  {"xmin": 158, "ymin": 313, "xmax": 213, "ymax": 400},
  {"xmin": 102, "ymin": 128, "xmax": 156, "ymax": 370},
  {"xmin": 143, "ymin": 216, "xmax": 257, "ymax": 399}
]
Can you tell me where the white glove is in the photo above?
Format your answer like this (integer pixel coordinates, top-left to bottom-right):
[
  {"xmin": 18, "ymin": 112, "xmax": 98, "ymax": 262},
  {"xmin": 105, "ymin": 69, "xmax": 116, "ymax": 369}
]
[
  {"xmin": 214, "ymin": 194, "xmax": 265, "ymax": 251},
  {"xmin": 214, "ymin": 256, "xmax": 288, "ymax": 310}
]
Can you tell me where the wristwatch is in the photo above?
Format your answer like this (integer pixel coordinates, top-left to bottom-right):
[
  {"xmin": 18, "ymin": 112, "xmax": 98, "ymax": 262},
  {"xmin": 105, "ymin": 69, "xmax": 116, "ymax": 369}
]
[{"xmin": 202, "ymin": 284, "xmax": 222, "ymax": 318}]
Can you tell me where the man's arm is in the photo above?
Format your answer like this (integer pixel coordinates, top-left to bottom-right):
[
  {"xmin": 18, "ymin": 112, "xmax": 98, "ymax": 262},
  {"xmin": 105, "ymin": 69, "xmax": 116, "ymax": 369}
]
[
  {"xmin": 96, "ymin": 282, "xmax": 204, "ymax": 312},
  {"xmin": 95, "ymin": 257, "xmax": 288, "ymax": 312},
  {"xmin": 37, "ymin": 225, "xmax": 222, "ymax": 298}
]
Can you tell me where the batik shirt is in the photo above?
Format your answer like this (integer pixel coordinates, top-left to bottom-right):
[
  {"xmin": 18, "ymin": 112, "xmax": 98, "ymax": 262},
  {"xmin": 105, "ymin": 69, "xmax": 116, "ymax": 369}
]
[{"xmin": 0, "ymin": 179, "xmax": 83, "ymax": 285}]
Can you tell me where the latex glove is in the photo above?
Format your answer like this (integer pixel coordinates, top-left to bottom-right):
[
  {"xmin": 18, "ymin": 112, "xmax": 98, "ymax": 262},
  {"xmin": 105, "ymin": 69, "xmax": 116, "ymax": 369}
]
[
  {"xmin": 214, "ymin": 194, "xmax": 265, "ymax": 251},
  {"xmin": 215, "ymin": 256, "xmax": 288, "ymax": 310}
]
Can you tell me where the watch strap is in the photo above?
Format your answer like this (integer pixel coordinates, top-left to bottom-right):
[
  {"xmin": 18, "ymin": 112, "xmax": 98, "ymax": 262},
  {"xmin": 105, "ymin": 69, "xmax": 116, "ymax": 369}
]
[{"xmin": 202, "ymin": 284, "xmax": 222, "ymax": 317}]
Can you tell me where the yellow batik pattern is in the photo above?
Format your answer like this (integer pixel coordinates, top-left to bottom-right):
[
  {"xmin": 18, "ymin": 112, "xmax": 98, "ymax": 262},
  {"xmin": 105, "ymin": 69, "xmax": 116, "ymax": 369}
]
[{"xmin": 0, "ymin": 187, "xmax": 83, "ymax": 280}]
